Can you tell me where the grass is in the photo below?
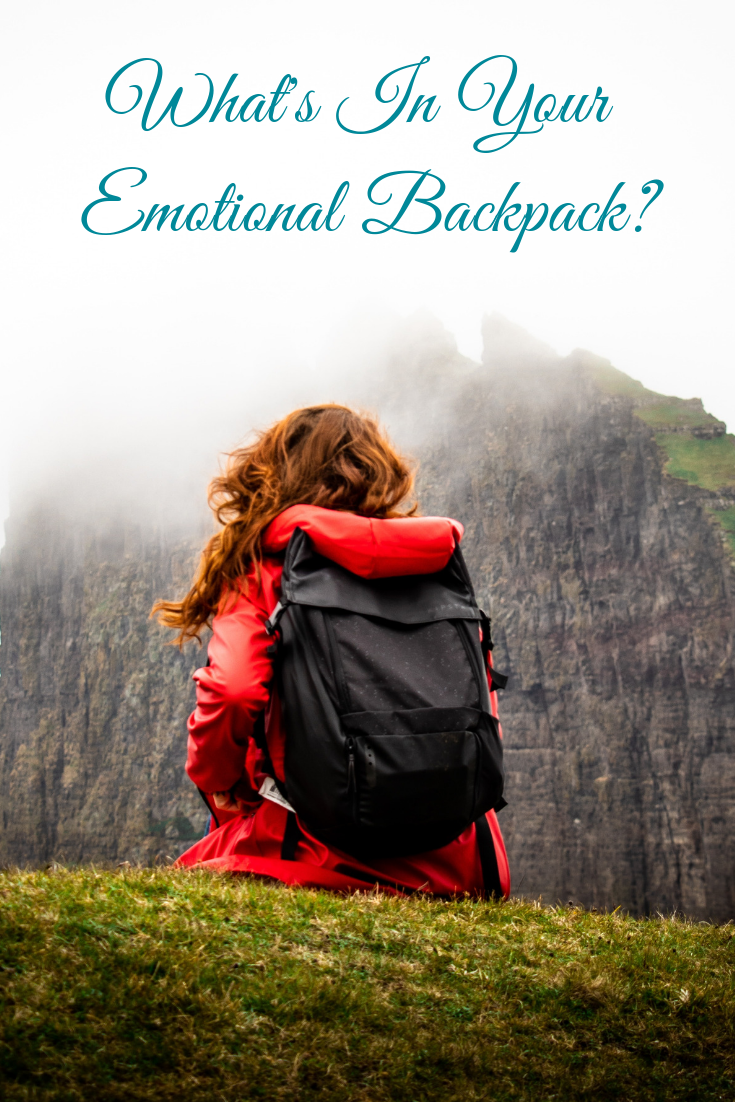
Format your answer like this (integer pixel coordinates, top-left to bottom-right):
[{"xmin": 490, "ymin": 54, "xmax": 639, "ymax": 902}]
[
  {"xmin": 0, "ymin": 870, "xmax": 733, "ymax": 1101},
  {"xmin": 584, "ymin": 361, "xmax": 724, "ymax": 436},
  {"xmin": 582, "ymin": 361, "xmax": 657, "ymax": 401},
  {"xmin": 655, "ymin": 433, "xmax": 735, "ymax": 492},
  {"xmin": 636, "ymin": 402, "xmax": 722, "ymax": 433}
]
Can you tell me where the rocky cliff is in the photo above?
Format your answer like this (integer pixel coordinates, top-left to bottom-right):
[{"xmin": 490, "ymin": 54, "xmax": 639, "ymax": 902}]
[
  {"xmin": 414, "ymin": 319, "xmax": 735, "ymax": 922},
  {"xmin": 1, "ymin": 318, "xmax": 734, "ymax": 919},
  {"xmin": 0, "ymin": 510, "xmax": 208, "ymax": 865}
]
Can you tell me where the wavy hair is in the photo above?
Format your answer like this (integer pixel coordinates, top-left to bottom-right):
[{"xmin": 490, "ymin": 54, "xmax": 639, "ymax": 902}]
[{"xmin": 152, "ymin": 404, "xmax": 417, "ymax": 645}]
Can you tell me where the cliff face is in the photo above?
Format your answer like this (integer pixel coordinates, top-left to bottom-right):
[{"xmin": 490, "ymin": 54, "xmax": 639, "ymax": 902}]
[
  {"xmin": 415, "ymin": 333, "xmax": 735, "ymax": 922},
  {"xmin": 1, "ymin": 320, "xmax": 734, "ymax": 919},
  {"xmin": 0, "ymin": 511, "xmax": 208, "ymax": 865}
]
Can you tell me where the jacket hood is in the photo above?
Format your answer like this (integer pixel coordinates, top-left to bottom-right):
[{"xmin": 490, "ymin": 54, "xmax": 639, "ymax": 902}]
[{"xmin": 262, "ymin": 505, "xmax": 463, "ymax": 579}]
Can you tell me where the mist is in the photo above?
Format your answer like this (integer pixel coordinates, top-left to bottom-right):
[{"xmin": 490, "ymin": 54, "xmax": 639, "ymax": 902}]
[{"xmin": 1, "ymin": 0, "xmax": 733, "ymax": 542}]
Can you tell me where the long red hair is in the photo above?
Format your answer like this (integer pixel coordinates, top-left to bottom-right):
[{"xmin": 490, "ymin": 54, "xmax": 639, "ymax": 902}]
[{"xmin": 152, "ymin": 404, "xmax": 417, "ymax": 645}]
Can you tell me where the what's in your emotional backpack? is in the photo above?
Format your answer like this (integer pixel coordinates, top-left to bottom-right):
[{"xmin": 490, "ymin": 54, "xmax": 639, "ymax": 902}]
[{"xmin": 262, "ymin": 527, "xmax": 508, "ymax": 870}]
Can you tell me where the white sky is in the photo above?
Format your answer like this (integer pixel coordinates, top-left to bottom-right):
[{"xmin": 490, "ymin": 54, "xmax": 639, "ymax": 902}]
[{"xmin": 1, "ymin": 0, "xmax": 733, "ymax": 530}]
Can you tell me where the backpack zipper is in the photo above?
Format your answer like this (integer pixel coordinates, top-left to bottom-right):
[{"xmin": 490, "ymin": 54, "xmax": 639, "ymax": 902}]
[
  {"xmin": 324, "ymin": 612, "xmax": 351, "ymax": 712},
  {"xmin": 457, "ymin": 619, "xmax": 491, "ymax": 713},
  {"xmin": 346, "ymin": 737, "xmax": 357, "ymax": 821}
]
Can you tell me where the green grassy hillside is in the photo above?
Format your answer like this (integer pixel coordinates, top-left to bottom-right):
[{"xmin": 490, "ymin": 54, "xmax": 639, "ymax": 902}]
[
  {"xmin": 583, "ymin": 358, "xmax": 735, "ymax": 555},
  {"xmin": 655, "ymin": 433, "xmax": 735, "ymax": 492},
  {"xmin": 0, "ymin": 869, "xmax": 733, "ymax": 1101}
]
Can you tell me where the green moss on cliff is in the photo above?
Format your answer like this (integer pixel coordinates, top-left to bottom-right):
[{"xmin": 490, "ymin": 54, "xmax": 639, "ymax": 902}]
[
  {"xmin": 0, "ymin": 869, "xmax": 734, "ymax": 1101},
  {"xmin": 587, "ymin": 362, "xmax": 723, "ymax": 436},
  {"xmin": 585, "ymin": 362, "xmax": 735, "ymax": 556},
  {"xmin": 715, "ymin": 505, "xmax": 735, "ymax": 556},
  {"xmin": 583, "ymin": 361, "xmax": 656, "ymax": 400},
  {"xmin": 656, "ymin": 433, "xmax": 735, "ymax": 492},
  {"xmin": 637, "ymin": 402, "xmax": 723, "ymax": 433},
  {"xmin": 147, "ymin": 815, "xmax": 199, "ymax": 841}
]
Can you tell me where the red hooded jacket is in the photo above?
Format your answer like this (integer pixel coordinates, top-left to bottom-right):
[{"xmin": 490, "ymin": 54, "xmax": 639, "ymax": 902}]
[{"xmin": 175, "ymin": 505, "xmax": 510, "ymax": 898}]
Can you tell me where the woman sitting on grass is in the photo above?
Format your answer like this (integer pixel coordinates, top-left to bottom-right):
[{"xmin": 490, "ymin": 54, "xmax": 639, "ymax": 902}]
[{"xmin": 153, "ymin": 404, "xmax": 509, "ymax": 896}]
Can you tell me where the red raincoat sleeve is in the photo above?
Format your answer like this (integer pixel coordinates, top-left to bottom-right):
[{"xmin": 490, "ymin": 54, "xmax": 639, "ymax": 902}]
[
  {"xmin": 185, "ymin": 583, "xmax": 273, "ymax": 795},
  {"xmin": 265, "ymin": 506, "xmax": 463, "ymax": 578}
]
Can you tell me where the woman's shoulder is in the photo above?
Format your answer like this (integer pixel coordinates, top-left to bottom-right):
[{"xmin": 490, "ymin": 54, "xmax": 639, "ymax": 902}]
[{"xmin": 261, "ymin": 504, "xmax": 462, "ymax": 580}]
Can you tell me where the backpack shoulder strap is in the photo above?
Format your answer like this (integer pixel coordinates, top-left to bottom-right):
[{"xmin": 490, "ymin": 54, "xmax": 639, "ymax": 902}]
[{"xmin": 480, "ymin": 610, "xmax": 509, "ymax": 692}]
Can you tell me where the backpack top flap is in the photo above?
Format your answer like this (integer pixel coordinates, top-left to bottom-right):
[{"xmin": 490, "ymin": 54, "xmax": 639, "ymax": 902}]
[{"xmin": 280, "ymin": 526, "xmax": 481, "ymax": 625}]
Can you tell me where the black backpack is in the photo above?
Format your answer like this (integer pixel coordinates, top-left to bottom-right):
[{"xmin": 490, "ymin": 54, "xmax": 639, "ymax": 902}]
[{"xmin": 265, "ymin": 527, "xmax": 507, "ymax": 861}]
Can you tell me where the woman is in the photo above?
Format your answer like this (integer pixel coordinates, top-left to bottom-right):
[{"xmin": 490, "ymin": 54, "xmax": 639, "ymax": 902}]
[{"xmin": 154, "ymin": 404, "xmax": 510, "ymax": 897}]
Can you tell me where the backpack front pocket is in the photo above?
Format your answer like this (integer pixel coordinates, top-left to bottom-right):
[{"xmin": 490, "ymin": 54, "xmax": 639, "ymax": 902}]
[
  {"xmin": 354, "ymin": 729, "xmax": 479, "ymax": 829},
  {"xmin": 335, "ymin": 707, "xmax": 484, "ymax": 856}
]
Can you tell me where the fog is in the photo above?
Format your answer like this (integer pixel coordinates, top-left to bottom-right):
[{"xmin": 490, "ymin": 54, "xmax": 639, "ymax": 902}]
[
  {"xmin": 1, "ymin": 0, "xmax": 733, "ymax": 541},
  {"xmin": 1, "ymin": 307, "xmax": 467, "ymax": 534}
]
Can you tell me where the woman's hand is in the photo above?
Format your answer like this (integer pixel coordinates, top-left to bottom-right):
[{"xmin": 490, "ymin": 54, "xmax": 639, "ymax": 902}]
[
  {"xmin": 211, "ymin": 780, "xmax": 258, "ymax": 813},
  {"xmin": 211, "ymin": 791, "xmax": 241, "ymax": 812}
]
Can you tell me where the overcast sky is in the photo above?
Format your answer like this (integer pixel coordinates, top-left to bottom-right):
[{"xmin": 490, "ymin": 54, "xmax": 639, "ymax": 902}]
[{"xmin": 1, "ymin": 0, "xmax": 733, "ymax": 530}]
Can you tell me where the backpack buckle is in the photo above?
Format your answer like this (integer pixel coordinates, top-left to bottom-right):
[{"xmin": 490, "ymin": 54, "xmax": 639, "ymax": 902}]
[{"xmin": 265, "ymin": 601, "xmax": 287, "ymax": 636}]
